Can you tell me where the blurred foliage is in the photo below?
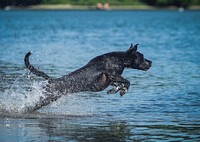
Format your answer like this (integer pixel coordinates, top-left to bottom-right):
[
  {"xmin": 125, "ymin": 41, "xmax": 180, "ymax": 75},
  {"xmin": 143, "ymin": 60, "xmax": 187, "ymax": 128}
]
[
  {"xmin": 41, "ymin": 0, "xmax": 143, "ymax": 5},
  {"xmin": 140, "ymin": 0, "xmax": 200, "ymax": 7},
  {"xmin": 1, "ymin": 0, "xmax": 200, "ymax": 8},
  {"xmin": 0, "ymin": 0, "xmax": 41, "ymax": 7}
]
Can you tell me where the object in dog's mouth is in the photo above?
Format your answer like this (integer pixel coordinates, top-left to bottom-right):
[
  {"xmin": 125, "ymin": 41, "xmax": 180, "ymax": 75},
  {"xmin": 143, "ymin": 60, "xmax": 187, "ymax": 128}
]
[{"xmin": 24, "ymin": 43, "xmax": 152, "ymax": 111}]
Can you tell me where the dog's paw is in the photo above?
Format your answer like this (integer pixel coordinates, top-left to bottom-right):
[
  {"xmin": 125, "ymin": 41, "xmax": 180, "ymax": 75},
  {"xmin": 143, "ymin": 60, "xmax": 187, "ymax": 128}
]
[
  {"xmin": 107, "ymin": 86, "xmax": 121, "ymax": 94},
  {"xmin": 119, "ymin": 87, "xmax": 128, "ymax": 96},
  {"xmin": 107, "ymin": 88, "xmax": 118, "ymax": 94}
]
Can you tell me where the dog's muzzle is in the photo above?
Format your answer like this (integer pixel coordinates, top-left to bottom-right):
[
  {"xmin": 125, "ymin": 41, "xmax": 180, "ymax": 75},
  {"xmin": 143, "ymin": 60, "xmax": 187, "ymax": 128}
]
[{"xmin": 141, "ymin": 59, "xmax": 152, "ymax": 71}]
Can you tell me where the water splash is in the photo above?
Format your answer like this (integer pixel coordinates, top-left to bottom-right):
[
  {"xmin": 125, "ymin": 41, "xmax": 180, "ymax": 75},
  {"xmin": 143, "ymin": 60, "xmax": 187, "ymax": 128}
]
[
  {"xmin": 0, "ymin": 72, "xmax": 47, "ymax": 114},
  {"xmin": 39, "ymin": 93, "xmax": 97, "ymax": 117},
  {"xmin": 0, "ymin": 71, "xmax": 97, "ymax": 117}
]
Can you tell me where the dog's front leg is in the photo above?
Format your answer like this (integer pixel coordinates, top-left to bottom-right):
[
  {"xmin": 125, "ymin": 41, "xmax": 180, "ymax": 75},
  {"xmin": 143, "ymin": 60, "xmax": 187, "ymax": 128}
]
[
  {"xmin": 107, "ymin": 75, "xmax": 130, "ymax": 96},
  {"xmin": 107, "ymin": 82, "xmax": 122, "ymax": 94}
]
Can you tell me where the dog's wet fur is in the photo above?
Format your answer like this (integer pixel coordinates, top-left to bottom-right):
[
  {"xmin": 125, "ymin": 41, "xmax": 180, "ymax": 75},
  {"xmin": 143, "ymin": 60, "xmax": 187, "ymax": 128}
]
[{"xmin": 24, "ymin": 43, "xmax": 152, "ymax": 111}]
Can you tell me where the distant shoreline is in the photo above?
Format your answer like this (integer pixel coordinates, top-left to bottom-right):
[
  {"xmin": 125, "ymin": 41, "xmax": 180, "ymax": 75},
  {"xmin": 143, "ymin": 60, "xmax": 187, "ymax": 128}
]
[{"xmin": 2, "ymin": 4, "xmax": 200, "ymax": 11}]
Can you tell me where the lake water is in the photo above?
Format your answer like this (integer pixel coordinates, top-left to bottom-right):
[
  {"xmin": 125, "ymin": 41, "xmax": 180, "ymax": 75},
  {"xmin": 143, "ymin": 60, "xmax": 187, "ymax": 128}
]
[{"xmin": 0, "ymin": 10, "xmax": 200, "ymax": 141}]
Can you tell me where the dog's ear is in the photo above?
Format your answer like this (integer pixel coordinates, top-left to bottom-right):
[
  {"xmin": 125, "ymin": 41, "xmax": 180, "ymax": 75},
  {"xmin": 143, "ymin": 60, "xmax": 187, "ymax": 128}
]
[{"xmin": 126, "ymin": 43, "xmax": 139, "ymax": 55}]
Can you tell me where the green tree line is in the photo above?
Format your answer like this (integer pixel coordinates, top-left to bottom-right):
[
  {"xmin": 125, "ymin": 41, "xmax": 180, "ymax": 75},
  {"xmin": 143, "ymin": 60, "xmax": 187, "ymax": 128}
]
[
  {"xmin": 1, "ymin": 0, "xmax": 200, "ymax": 8},
  {"xmin": 141, "ymin": 0, "xmax": 200, "ymax": 7}
]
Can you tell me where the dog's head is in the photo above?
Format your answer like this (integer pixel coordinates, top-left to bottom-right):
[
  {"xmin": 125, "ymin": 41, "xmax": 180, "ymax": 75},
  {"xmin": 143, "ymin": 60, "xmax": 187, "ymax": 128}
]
[{"xmin": 125, "ymin": 43, "xmax": 152, "ymax": 71}]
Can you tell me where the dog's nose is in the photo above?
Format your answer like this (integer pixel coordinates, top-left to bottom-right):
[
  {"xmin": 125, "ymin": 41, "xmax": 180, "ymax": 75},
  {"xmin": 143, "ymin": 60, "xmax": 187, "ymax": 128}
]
[{"xmin": 149, "ymin": 60, "xmax": 152, "ymax": 66}]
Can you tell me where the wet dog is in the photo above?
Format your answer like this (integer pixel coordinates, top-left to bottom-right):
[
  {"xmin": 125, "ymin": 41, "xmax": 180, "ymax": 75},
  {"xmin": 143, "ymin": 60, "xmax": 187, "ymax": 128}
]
[{"xmin": 24, "ymin": 44, "xmax": 152, "ymax": 110}]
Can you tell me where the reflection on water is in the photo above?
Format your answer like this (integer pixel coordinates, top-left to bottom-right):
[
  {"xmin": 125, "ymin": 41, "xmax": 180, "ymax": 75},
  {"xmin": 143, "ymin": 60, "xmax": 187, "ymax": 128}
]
[
  {"xmin": 0, "ymin": 10, "xmax": 200, "ymax": 141},
  {"xmin": 38, "ymin": 119, "xmax": 131, "ymax": 141},
  {"xmin": 1, "ymin": 115, "xmax": 200, "ymax": 141}
]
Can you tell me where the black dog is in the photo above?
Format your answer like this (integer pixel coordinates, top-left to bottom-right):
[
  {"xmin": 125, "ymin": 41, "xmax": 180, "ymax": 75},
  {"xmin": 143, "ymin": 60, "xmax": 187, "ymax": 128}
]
[{"xmin": 24, "ymin": 43, "xmax": 152, "ymax": 111}]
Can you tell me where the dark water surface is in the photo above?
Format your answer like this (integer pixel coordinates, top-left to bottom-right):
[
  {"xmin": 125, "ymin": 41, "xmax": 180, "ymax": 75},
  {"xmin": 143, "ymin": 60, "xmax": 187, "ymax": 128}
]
[{"xmin": 0, "ymin": 10, "xmax": 200, "ymax": 141}]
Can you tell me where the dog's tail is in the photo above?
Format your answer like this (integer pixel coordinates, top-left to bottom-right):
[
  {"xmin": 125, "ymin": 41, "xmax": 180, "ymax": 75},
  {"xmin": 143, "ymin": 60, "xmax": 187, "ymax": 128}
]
[{"xmin": 24, "ymin": 52, "xmax": 50, "ymax": 80}]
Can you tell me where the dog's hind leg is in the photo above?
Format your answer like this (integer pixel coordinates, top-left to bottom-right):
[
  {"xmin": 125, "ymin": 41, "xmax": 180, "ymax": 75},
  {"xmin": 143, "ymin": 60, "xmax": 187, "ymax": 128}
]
[{"xmin": 28, "ymin": 91, "xmax": 62, "ymax": 111}]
